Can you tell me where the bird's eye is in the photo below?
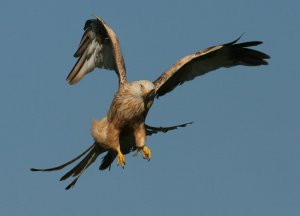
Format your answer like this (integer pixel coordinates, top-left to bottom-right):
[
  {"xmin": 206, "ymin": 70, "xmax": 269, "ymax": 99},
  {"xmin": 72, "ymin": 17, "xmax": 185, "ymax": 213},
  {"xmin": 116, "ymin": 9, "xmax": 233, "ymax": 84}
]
[{"xmin": 140, "ymin": 84, "xmax": 144, "ymax": 89}]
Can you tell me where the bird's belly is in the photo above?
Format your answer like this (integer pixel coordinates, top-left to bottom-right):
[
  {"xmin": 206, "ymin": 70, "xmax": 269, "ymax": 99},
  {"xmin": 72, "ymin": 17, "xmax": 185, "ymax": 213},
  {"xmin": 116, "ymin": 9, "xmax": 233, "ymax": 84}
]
[
  {"xmin": 91, "ymin": 117, "xmax": 111, "ymax": 148},
  {"xmin": 91, "ymin": 116, "xmax": 137, "ymax": 151}
]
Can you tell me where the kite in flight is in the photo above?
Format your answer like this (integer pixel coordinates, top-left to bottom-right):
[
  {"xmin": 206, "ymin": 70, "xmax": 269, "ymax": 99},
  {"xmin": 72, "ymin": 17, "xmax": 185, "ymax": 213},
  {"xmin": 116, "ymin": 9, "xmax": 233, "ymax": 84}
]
[{"xmin": 31, "ymin": 15, "xmax": 270, "ymax": 190}]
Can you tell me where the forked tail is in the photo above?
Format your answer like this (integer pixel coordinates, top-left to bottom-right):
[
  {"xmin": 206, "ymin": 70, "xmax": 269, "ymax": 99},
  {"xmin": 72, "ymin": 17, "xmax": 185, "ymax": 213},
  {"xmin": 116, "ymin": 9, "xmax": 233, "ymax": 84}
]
[
  {"xmin": 31, "ymin": 121, "xmax": 193, "ymax": 189},
  {"xmin": 31, "ymin": 142, "xmax": 105, "ymax": 190}
]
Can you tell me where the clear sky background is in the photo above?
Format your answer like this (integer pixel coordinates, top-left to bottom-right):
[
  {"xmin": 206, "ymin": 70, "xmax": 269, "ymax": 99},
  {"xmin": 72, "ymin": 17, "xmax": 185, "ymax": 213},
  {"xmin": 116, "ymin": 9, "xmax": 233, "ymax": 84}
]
[{"xmin": 1, "ymin": 0, "xmax": 299, "ymax": 215}]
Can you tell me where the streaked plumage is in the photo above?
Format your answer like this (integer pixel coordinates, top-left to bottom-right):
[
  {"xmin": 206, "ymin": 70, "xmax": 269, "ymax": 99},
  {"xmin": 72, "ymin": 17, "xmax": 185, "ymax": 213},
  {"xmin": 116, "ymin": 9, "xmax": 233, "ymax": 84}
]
[{"xmin": 31, "ymin": 15, "xmax": 270, "ymax": 189}]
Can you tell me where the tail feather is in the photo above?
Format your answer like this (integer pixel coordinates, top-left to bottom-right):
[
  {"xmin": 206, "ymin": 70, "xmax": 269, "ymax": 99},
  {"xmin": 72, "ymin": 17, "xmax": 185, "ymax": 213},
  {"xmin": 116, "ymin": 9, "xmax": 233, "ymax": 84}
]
[
  {"xmin": 99, "ymin": 151, "xmax": 117, "ymax": 170},
  {"xmin": 64, "ymin": 148, "xmax": 100, "ymax": 190},
  {"xmin": 30, "ymin": 143, "xmax": 95, "ymax": 172},
  {"xmin": 31, "ymin": 121, "xmax": 193, "ymax": 189},
  {"xmin": 60, "ymin": 143, "xmax": 104, "ymax": 181},
  {"xmin": 31, "ymin": 142, "xmax": 105, "ymax": 190}
]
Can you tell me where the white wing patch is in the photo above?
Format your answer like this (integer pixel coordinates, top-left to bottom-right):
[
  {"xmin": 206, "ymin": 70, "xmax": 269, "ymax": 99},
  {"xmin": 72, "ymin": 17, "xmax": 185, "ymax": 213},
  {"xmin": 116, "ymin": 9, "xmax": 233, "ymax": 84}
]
[{"xmin": 66, "ymin": 18, "xmax": 122, "ymax": 85}]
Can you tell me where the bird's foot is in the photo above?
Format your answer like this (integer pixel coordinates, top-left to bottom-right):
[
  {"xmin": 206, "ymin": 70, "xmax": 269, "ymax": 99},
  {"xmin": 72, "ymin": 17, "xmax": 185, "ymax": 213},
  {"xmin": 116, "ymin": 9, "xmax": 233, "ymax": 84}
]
[
  {"xmin": 141, "ymin": 146, "xmax": 152, "ymax": 161},
  {"xmin": 117, "ymin": 149, "xmax": 125, "ymax": 169}
]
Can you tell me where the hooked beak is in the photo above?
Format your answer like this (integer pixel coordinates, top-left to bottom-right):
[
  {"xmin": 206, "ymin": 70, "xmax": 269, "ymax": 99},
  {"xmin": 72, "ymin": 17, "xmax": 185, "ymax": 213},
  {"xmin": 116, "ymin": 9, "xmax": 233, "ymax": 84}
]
[
  {"xmin": 144, "ymin": 89, "xmax": 155, "ymax": 109},
  {"xmin": 146, "ymin": 89, "xmax": 156, "ymax": 100}
]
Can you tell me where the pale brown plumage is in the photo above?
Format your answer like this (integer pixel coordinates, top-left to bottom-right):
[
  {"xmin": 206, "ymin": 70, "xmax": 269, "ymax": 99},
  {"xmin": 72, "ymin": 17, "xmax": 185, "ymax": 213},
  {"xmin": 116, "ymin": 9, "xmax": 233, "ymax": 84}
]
[
  {"xmin": 31, "ymin": 15, "xmax": 269, "ymax": 190},
  {"xmin": 31, "ymin": 123, "xmax": 192, "ymax": 190}
]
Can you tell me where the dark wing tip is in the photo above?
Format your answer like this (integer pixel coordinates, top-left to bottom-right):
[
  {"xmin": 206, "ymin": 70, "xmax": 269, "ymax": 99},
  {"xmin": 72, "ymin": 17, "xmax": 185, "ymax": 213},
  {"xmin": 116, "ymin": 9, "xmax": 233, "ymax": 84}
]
[
  {"xmin": 261, "ymin": 59, "xmax": 269, "ymax": 65},
  {"xmin": 84, "ymin": 19, "xmax": 96, "ymax": 30},
  {"xmin": 145, "ymin": 121, "xmax": 194, "ymax": 135},
  {"xmin": 263, "ymin": 52, "xmax": 271, "ymax": 59},
  {"xmin": 231, "ymin": 40, "xmax": 270, "ymax": 66},
  {"xmin": 30, "ymin": 168, "xmax": 39, "ymax": 171},
  {"xmin": 226, "ymin": 33, "xmax": 245, "ymax": 45}
]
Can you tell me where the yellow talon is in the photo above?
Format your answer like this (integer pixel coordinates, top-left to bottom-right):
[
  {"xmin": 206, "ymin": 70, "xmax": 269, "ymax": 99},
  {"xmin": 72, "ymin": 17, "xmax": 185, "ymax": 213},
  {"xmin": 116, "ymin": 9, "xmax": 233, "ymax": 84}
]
[
  {"xmin": 117, "ymin": 149, "xmax": 125, "ymax": 168},
  {"xmin": 142, "ymin": 146, "xmax": 152, "ymax": 161}
]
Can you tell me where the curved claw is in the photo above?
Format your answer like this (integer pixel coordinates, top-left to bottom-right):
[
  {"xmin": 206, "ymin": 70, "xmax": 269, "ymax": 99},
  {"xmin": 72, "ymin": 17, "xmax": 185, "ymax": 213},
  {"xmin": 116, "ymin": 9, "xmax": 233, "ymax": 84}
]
[
  {"xmin": 142, "ymin": 146, "xmax": 152, "ymax": 161},
  {"xmin": 117, "ymin": 149, "xmax": 125, "ymax": 169}
]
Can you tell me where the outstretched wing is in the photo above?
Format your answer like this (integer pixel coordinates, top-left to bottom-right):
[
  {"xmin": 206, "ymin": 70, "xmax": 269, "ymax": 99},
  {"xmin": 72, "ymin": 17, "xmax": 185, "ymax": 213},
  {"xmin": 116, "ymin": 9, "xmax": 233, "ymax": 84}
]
[
  {"xmin": 145, "ymin": 122, "xmax": 193, "ymax": 136},
  {"xmin": 67, "ymin": 15, "xmax": 127, "ymax": 85},
  {"xmin": 153, "ymin": 36, "xmax": 270, "ymax": 97}
]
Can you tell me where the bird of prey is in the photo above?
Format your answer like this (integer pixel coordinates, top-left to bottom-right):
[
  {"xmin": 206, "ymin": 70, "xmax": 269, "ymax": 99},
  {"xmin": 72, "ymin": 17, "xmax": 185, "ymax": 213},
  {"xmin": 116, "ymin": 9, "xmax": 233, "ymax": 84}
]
[{"xmin": 31, "ymin": 15, "xmax": 269, "ymax": 190}]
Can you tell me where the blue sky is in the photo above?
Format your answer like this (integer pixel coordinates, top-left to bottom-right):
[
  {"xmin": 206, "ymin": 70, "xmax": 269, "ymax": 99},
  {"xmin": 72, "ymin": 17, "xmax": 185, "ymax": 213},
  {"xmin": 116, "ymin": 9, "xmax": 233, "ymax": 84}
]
[{"xmin": 1, "ymin": 0, "xmax": 299, "ymax": 215}]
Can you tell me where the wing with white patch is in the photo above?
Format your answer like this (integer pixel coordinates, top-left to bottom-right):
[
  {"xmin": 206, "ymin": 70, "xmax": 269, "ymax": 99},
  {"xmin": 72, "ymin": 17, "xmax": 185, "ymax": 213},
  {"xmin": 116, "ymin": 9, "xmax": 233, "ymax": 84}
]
[{"xmin": 67, "ymin": 15, "xmax": 127, "ymax": 85}]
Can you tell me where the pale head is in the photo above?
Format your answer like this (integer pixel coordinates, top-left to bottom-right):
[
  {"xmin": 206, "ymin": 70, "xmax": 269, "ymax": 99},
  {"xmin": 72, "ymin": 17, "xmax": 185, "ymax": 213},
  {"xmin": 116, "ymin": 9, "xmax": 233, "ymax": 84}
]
[{"xmin": 127, "ymin": 80, "xmax": 156, "ymax": 100}]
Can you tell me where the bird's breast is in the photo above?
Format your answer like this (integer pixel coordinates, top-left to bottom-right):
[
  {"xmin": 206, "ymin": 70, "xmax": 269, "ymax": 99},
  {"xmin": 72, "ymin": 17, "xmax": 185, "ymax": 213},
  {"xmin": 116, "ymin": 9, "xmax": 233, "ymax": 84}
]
[{"xmin": 107, "ymin": 93, "xmax": 146, "ymax": 126}]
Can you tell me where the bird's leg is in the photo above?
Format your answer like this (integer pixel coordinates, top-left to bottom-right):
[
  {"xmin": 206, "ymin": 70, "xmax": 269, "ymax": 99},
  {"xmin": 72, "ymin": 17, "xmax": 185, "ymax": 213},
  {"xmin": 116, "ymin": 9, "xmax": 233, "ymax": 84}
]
[
  {"xmin": 116, "ymin": 146, "xmax": 125, "ymax": 168},
  {"xmin": 106, "ymin": 125, "xmax": 125, "ymax": 168},
  {"xmin": 134, "ymin": 123, "xmax": 152, "ymax": 161},
  {"xmin": 141, "ymin": 146, "xmax": 151, "ymax": 161}
]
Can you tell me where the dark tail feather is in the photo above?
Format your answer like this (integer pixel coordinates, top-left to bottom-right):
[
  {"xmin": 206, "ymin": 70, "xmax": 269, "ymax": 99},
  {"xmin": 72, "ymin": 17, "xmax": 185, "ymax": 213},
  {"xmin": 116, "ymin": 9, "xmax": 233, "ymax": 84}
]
[
  {"xmin": 99, "ymin": 151, "xmax": 117, "ymax": 170},
  {"xmin": 30, "ymin": 143, "xmax": 95, "ymax": 172},
  {"xmin": 64, "ymin": 147, "xmax": 101, "ymax": 190},
  {"xmin": 31, "ymin": 142, "xmax": 105, "ymax": 190},
  {"xmin": 60, "ymin": 143, "xmax": 104, "ymax": 181}
]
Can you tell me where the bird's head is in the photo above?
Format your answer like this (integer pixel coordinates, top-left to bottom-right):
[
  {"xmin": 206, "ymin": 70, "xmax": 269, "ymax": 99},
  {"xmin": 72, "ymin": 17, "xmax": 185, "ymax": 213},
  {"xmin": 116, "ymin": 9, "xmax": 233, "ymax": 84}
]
[
  {"xmin": 130, "ymin": 80, "xmax": 155, "ymax": 99},
  {"xmin": 127, "ymin": 80, "xmax": 156, "ymax": 108}
]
